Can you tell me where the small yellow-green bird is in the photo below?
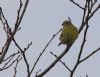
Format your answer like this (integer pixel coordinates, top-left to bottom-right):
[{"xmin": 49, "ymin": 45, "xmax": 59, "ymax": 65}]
[{"xmin": 58, "ymin": 20, "xmax": 78, "ymax": 46}]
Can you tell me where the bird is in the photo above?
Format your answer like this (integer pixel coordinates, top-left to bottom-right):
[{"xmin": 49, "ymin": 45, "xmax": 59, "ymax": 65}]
[{"xmin": 58, "ymin": 20, "xmax": 78, "ymax": 47}]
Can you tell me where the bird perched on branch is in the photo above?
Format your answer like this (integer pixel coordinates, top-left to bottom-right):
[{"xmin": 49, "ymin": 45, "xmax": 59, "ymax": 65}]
[{"xmin": 58, "ymin": 20, "xmax": 78, "ymax": 47}]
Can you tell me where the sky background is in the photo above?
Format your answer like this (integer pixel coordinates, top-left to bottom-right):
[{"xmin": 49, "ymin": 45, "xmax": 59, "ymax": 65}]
[{"xmin": 0, "ymin": 0, "xmax": 100, "ymax": 77}]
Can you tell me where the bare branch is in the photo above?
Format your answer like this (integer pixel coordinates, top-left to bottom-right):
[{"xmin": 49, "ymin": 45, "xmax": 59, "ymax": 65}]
[
  {"xmin": 3, "ymin": 51, "xmax": 20, "ymax": 62},
  {"xmin": 15, "ymin": 0, "xmax": 23, "ymax": 26},
  {"xmin": 36, "ymin": 69, "xmax": 42, "ymax": 77},
  {"xmin": 50, "ymin": 51, "xmax": 71, "ymax": 72},
  {"xmin": 70, "ymin": 24, "xmax": 89, "ymax": 77},
  {"xmin": 30, "ymin": 29, "xmax": 62, "ymax": 75},
  {"xmin": 69, "ymin": 1, "xmax": 100, "ymax": 77},
  {"xmin": 79, "ymin": 1, "xmax": 88, "ymax": 33},
  {"xmin": 13, "ymin": 57, "xmax": 22, "ymax": 77},
  {"xmin": 79, "ymin": 3, "xmax": 100, "ymax": 33},
  {"xmin": 0, "ymin": 7, "xmax": 13, "ymax": 63},
  {"xmin": 13, "ymin": 37, "xmax": 30, "ymax": 77},
  {"xmin": 36, "ymin": 44, "xmax": 72, "ymax": 77},
  {"xmin": 86, "ymin": 74, "xmax": 88, "ymax": 77},
  {"xmin": 78, "ymin": 25, "xmax": 89, "ymax": 62},
  {"xmin": 70, "ymin": 0, "xmax": 84, "ymax": 9},
  {"xmin": 2, "ymin": 55, "xmax": 15, "ymax": 69},
  {"xmin": 80, "ymin": 47, "xmax": 100, "ymax": 63},
  {"xmin": 24, "ymin": 42, "xmax": 32, "ymax": 51},
  {"xmin": 0, "ymin": 55, "xmax": 21, "ymax": 71},
  {"xmin": 14, "ymin": 0, "xmax": 29, "ymax": 29},
  {"xmin": 0, "ymin": 1, "xmax": 30, "ymax": 76},
  {"xmin": 89, "ymin": 4, "xmax": 100, "ymax": 19}
]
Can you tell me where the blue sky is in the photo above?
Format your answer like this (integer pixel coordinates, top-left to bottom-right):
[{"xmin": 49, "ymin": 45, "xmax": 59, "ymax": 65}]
[{"xmin": 0, "ymin": 0, "xmax": 100, "ymax": 77}]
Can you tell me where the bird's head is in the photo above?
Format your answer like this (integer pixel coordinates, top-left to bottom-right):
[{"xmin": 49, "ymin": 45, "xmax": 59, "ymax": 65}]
[{"xmin": 62, "ymin": 20, "xmax": 72, "ymax": 26}]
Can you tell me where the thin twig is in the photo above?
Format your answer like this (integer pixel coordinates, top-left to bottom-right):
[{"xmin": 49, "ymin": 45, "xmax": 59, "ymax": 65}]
[
  {"xmin": 13, "ymin": 37, "xmax": 30, "ymax": 77},
  {"xmin": 15, "ymin": 0, "xmax": 23, "ymax": 26},
  {"xmin": 70, "ymin": 24, "xmax": 89, "ymax": 77},
  {"xmin": 88, "ymin": 4, "xmax": 100, "ymax": 19},
  {"xmin": 80, "ymin": 47, "xmax": 100, "ymax": 63},
  {"xmin": 70, "ymin": 0, "xmax": 84, "ymax": 9},
  {"xmin": 79, "ymin": 3, "xmax": 100, "ymax": 33},
  {"xmin": 36, "ymin": 69, "xmax": 41, "ymax": 77},
  {"xmin": 0, "ymin": 7, "xmax": 13, "ymax": 63},
  {"xmin": 24, "ymin": 42, "xmax": 32, "ymax": 51},
  {"xmin": 79, "ymin": 1, "xmax": 88, "ymax": 33},
  {"xmin": 86, "ymin": 74, "xmax": 88, "ymax": 77},
  {"xmin": 15, "ymin": 0, "xmax": 29, "ymax": 27},
  {"xmin": 0, "ymin": 0, "xmax": 30, "ymax": 76},
  {"xmin": 13, "ymin": 57, "xmax": 22, "ymax": 77},
  {"xmin": 69, "ymin": 1, "xmax": 100, "ymax": 77},
  {"xmin": 0, "ymin": 55, "xmax": 21, "ymax": 71},
  {"xmin": 2, "ymin": 56, "xmax": 14, "ymax": 69},
  {"xmin": 50, "ymin": 51, "xmax": 71, "ymax": 72},
  {"xmin": 78, "ymin": 26, "xmax": 89, "ymax": 62},
  {"xmin": 30, "ymin": 29, "xmax": 62, "ymax": 75},
  {"xmin": 36, "ymin": 44, "xmax": 72, "ymax": 77},
  {"xmin": 70, "ymin": 2, "xmax": 90, "ymax": 75},
  {"xmin": 3, "ymin": 51, "xmax": 20, "ymax": 62}
]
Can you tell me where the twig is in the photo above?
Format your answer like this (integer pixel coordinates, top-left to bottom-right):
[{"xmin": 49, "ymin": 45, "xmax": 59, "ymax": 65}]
[
  {"xmin": 15, "ymin": 0, "xmax": 23, "ymax": 26},
  {"xmin": 13, "ymin": 37, "xmax": 30, "ymax": 77},
  {"xmin": 79, "ymin": 1, "xmax": 88, "ymax": 33},
  {"xmin": 79, "ymin": 3, "xmax": 100, "ymax": 33},
  {"xmin": 88, "ymin": 4, "xmax": 100, "ymax": 19},
  {"xmin": 69, "ymin": 1, "xmax": 100, "ymax": 77},
  {"xmin": 36, "ymin": 44, "xmax": 72, "ymax": 77},
  {"xmin": 15, "ymin": 0, "xmax": 29, "ymax": 28},
  {"xmin": 13, "ymin": 57, "xmax": 22, "ymax": 77},
  {"xmin": 90, "ymin": 0, "xmax": 97, "ymax": 10},
  {"xmin": 86, "ymin": 74, "xmax": 88, "ymax": 77},
  {"xmin": 30, "ymin": 29, "xmax": 62, "ymax": 75},
  {"xmin": 0, "ymin": 7, "xmax": 13, "ymax": 63},
  {"xmin": 2, "ymin": 55, "xmax": 15, "ymax": 69},
  {"xmin": 24, "ymin": 42, "xmax": 32, "ymax": 51},
  {"xmin": 70, "ymin": 24, "xmax": 89, "ymax": 77},
  {"xmin": 78, "ymin": 26, "xmax": 89, "ymax": 62},
  {"xmin": 50, "ymin": 51, "xmax": 71, "ymax": 72},
  {"xmin": 11, "ymin": 0, "xmax": 30, "ymax": 76},
  {"xmin": 70, "ymin": 0, "xmax": 84, "ymax": 9},
  {"xmin": 0, "ymin": 1, "xmax": 30, "ymax": 77},
  {"xmin": 0, "ymin": 55, "xmax": 21, "ymax": 71},
  {"xmin": 36, "ymin": 69, "xmax": 41, "ymax": 77},
  {"xmin": 80, "ymin": 47, "xmax": 100, "ymax": 63},
  {"xmin": 0, "ymin": 7, "xmax": 2, "ymax": 20},
  {"xmin": 0, "ymin": 0, "xmax": 30, "ymax": 76},
  {"xmin": 3, "ymin": 51, "xmax": 20, "ymax": 62}
]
